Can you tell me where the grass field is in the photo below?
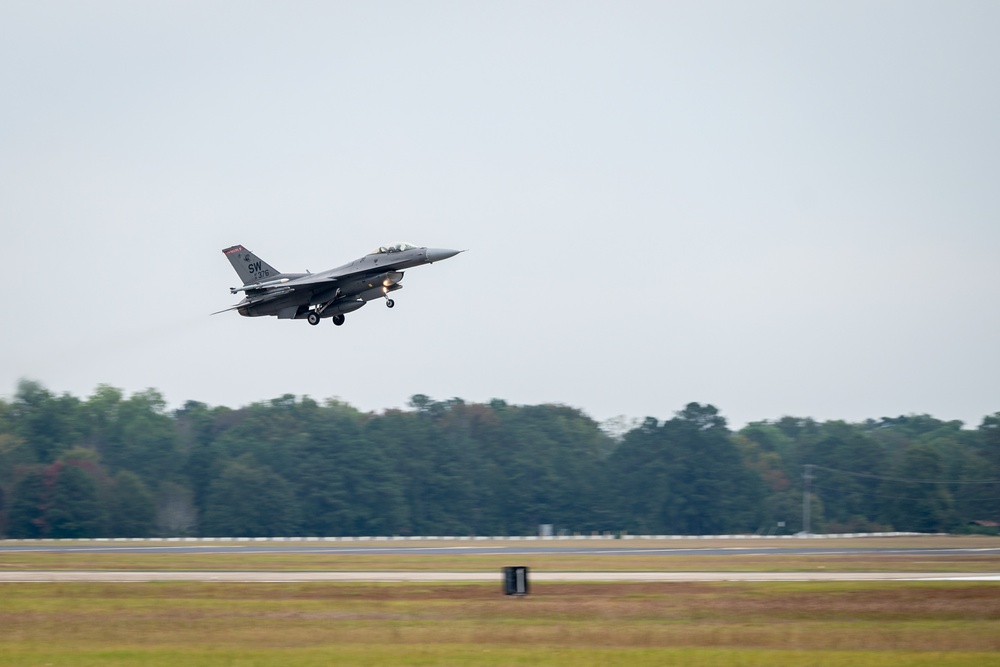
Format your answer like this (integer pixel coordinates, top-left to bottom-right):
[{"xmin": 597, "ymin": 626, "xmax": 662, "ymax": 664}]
[
  {"xmin": 1, "ymin": 536, "xmax": 999, "ymax": 666},
  {"xmin": 2, "ymin": 581, "xmax": 1000, "ymax": 665}
]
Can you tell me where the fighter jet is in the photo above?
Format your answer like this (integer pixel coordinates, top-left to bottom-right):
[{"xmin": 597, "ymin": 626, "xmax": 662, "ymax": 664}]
[{"xmin": 215, "ymin": 242, "xmax": 462, "ymax": 326}]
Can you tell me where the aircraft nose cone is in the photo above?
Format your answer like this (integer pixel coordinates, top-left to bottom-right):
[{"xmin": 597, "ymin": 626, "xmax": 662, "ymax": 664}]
[{"xmin": 425, "ymin": 248, "xmax": 462, "ymax": 263}]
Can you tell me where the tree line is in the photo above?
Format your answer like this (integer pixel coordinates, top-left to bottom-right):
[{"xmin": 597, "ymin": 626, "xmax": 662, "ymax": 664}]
[{"xmin": 0, "ymin": 380, "xmax": 997, "ymax": 538}]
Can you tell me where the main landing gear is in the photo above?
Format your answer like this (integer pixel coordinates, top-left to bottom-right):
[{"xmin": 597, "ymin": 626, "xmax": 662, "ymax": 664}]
[
  {"xmin": 306, "ymin": 297, "xmax": 394, "ymax": 327},
  {"xmin": 308, "ymin": 311, "xmax": 346, "ymax": 326}
]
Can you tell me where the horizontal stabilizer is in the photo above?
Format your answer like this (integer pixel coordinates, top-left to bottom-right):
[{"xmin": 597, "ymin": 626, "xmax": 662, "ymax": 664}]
[{"xmin": 211, "ymin": 287, "xmax": 295, "ymax": 316}]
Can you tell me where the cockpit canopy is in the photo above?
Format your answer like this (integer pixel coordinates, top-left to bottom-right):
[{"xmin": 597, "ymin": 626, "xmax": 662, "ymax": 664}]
[{"xmin": 369, "ymin": 242, "xmax": 418, "ymax": 255}]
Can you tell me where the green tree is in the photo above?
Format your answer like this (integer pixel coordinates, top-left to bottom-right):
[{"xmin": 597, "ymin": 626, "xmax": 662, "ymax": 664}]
[
  {"xmin": 974, "ymin": 413, "xmax": 1000, "ymax": 511},
  {"xmin": 294, "ymin": 404, "xmax": 404, "ymax": 536},
  {"xmin": 8, "ymin": 456, "xmax": 109, "ymax": 541},
  {"xmin": 982, "ymin": 412, "xmax": 1000, "ymax": 449},
  {"xmin": 202, "ymin": 459, "xmax": 300, "ymax": 537},
  {"xmin": 886, "ymin": 444, "xmax": 955, "ymax": 532},
  {"xmin": 606, "ymin": 404, "xmax": 765, "ymax": 535},
  {"xmin": 175, "ymin": 400, "xmax": 232, "ymax": 514},
  {"xmin": 364, "ymin": 407, "xmax": 448, "ymax": 535},
  {"xmin": 12, "ymin": 380, "xmax": 85, "ymax": 463},
  {"xmin": 156, "ymin": 482, "xmax": 198, "ymax": 536},
  {"xmin": 6, "ymin": 468, "xmax": 49, "ymax": 538},
  {"xmin": 665, "ymin": 403, "xmax": 765, "ymax": 534},
  {"xmin": 603, "ymin": 417, "xmax": 671, "ymax": 534},
  {"xmin": 3, "ymin": 381, "xmax": 995, "ymax": 539},
  {"xmin": 108, "ymin": 471, "xmax": 156, "ymax": 537},
  {"xmin": 115, "ymin": 390, "xmax": 181, "ymax": 482},
  {"xmin": 83, "ymin": 385, "xmax": 123, "ymax": 446},
  {"xmin": 48, "ymin": 463, "xmax": 106, "ymax": 538},
  {"xmin": 732, "ymin": 427, "xmax": 798, "ymax": 532}
]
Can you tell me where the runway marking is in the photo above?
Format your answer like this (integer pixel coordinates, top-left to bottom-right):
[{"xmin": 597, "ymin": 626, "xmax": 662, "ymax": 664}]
[
  {"xmin": 904, "ymin": 575, "xmax": 1000, "ymax": 581},
  {"xmin": 3, "ymin": 571, "xmax": 1000, "ymax": 583},
  {"xmin": 2, "ymin": 545, "xmax": 241, "ymax": 553}
]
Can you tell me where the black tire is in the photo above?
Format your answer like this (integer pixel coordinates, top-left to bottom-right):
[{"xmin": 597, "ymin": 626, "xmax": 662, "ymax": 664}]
[
  {"xmin": 386, "ymin": 299, "xmax": 395, "ymax": 308},
  {"xmin": 332, "ymin": 314, "xmax": 345, "ymax": 326},
  {"xmin": 307, "ymin": 312, "xmax": 320, "ymax": 326}
]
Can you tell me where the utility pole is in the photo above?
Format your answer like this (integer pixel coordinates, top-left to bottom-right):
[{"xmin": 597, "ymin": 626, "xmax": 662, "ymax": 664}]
[{"xmin": 802, "ymin": 464, "xmax": 813, "ymax": 535}]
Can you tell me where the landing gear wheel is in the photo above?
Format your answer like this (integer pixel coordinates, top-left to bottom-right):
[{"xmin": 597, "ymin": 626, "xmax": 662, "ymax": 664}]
[
  {"xmin": 332, "ymin": 314, "xmax": 345, "ymax": 326},
  {"xmin": 307, "ymin": 312, "xmax": 321, "ymax": 326},
  {"xmin": 386, "ymin": 299, "xmax": 395, "ymax": 308}
]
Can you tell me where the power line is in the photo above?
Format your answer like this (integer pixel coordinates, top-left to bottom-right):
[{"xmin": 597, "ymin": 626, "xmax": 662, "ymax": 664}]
[
  {"xmin": 810, "ymin": 464, "xmax": 1000, "ymax": 485},
  {"xmin": 811, "ymin": 483, "xmax": 1000, "ymax": 503}
]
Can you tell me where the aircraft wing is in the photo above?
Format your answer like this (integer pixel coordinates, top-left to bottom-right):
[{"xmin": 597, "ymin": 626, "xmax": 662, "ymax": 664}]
[{"xmin": 278, "ymin": 273, "xmax": 341, "ymax": 288}]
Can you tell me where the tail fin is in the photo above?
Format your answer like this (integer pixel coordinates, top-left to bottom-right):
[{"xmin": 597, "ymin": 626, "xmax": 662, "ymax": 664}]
[{"xmin": 222, "ymin": 245, "xmax": 282, "ymax": 285}]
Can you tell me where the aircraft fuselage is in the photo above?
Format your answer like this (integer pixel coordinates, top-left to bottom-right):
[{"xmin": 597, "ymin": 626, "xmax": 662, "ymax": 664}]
[{"xmin": 218, "ymin": 243, "xmax": 461, "ymax": 326}]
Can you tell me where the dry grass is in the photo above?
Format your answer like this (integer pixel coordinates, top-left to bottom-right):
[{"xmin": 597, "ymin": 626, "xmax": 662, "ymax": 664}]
[
  {"xmin": 2, "ymin": 537, "xmax": 1000, "ymax": 666},
  {"xmin": 2, "ymin": 647, "xmax": 997, "ymax": 667},
  {"xmin": 3, "ymin": 581, "xmax": 1000, "ymax": 652}
]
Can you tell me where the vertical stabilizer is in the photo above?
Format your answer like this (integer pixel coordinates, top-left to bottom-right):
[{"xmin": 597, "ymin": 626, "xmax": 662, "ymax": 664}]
[{"xmin": 222, "ymin": 245, "xmax": 282, "ymax": 285}]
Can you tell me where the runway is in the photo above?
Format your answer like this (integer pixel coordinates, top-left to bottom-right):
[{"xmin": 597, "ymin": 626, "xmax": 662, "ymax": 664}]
[
  {"xmin": 3, "ymin": 541, "xmax": 999, "ymax": 558},
  {"xmin": 3, "ymin": 537, "xmax": 998, "ymax": 583},
  {"xmin": 2, "ymin": 570, "xmax": 999, "ymax": 583}
]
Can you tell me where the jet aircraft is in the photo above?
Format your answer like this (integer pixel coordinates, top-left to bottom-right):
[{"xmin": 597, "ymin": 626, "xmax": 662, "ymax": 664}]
[{"xmin": 215, "ymin": 242, "xmax": 462, "ymax": 326}]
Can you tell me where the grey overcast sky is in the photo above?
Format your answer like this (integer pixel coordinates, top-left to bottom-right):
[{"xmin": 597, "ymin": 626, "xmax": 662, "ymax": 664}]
[{"xmin": 2, "ymin": 1, "xmax": 998, "ymax": 429}]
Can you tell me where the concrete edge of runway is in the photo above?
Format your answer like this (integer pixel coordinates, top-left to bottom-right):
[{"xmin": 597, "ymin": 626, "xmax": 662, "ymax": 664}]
[{"xmin": 3, "ymin": 571, "xmax": 1000, "ymax": 583}]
